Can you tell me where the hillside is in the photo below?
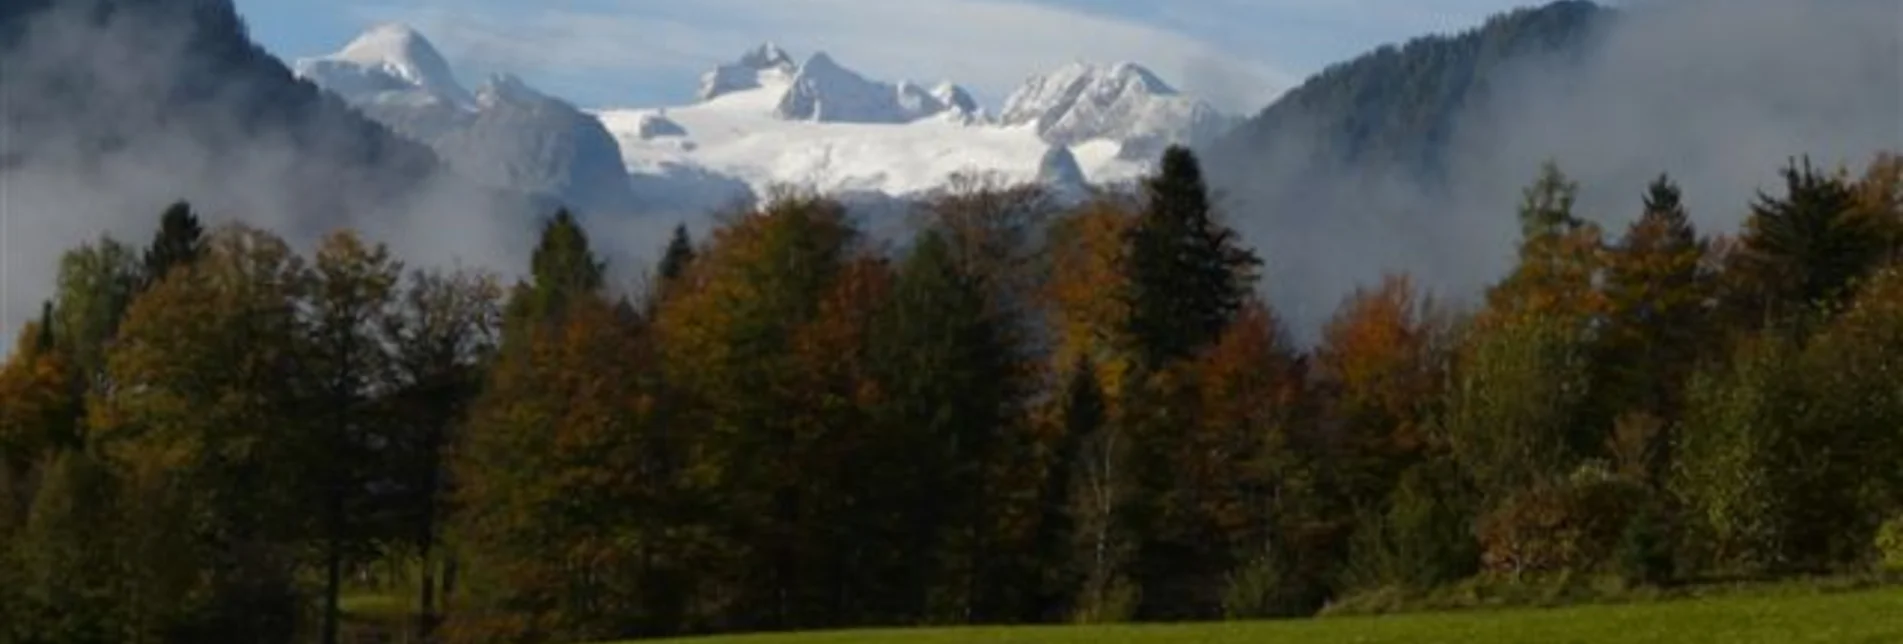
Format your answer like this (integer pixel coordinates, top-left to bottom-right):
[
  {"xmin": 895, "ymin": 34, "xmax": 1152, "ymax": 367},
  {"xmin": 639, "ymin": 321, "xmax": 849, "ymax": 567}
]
[
  {"xmin": 0, "ymin": 0, "xmax": 545, "ymax": 343},
  {"xmin": 1200, "ymin": 0, "xmax": 1903, "ymax": 332},
  {"xmin": 1211, "ymin": 0, "xmax": 1609, "ymax": 184}
]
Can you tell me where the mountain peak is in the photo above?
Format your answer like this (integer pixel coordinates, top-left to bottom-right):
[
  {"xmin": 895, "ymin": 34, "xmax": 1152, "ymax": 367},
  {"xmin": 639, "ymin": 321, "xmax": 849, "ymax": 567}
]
[
  {"xmin": 298, "ymin": 23, "xmax": 473, "ymax": 107},
  {"xmin": 999, "ymin": 59, "xmax": 1227, "ymax": 151},
  {"xmin": 931, "ymin": 81, "xmax": 980, "ymax": 116},
  {"xmin": 476, "ymin": 72, "xmax": 547, "ymax": 107},
  {"xmin": 698, "ymin": 42, "xmax": 799, "ymax": 102},
  {"xmin": 739, "ymin": 42, "xmax": 795, "ymax": 70}
]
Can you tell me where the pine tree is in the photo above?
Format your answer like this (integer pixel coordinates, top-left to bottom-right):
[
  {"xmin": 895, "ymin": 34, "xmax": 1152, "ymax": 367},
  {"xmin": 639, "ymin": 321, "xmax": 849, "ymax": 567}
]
[
  {"xmin": 506, "ymin": 209, "xmax": 606, "ymax": 335},
  {"xmin": 1122, "ymin": 146, "xmax": 1261, "ymax": 370},
  {"xmin": 868, "ymin": 231, "xmax": 1019, "ymax": 621},
  {"xmin": 140, "ymin": 200, "xmax": 205, "ymax": 290},
  {"xmin": 1484, "ymin": 161, "xmax": 1605, "ymax": 324},
  {"xmin": 1601, "ymin": 175, "xmax": 1710, "ymax": 432},
  {"xmin": 658, "ymin": 223, "xmax": 696, "ymax": 284},
  {"xmin": 1031, "ymin": 355, "xmax": 1103, "ymax": 620},
  {"xmin": 1739, "ymin": 157, "xmax": 1883, "ymax": 328}
]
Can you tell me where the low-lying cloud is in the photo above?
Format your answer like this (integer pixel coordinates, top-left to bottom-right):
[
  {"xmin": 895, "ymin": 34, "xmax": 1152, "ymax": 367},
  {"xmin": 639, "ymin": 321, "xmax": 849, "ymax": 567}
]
[{"xmin": 1218, "ymin": 0, "xmax": 1903, "ymax": 339}]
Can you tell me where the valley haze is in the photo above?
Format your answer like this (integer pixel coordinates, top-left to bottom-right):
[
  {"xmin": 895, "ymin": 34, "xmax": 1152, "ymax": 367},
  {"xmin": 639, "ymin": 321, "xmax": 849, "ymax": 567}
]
[{"xmin": 3, "ymin": 0, "xmax": 1900, "ymax": 346}]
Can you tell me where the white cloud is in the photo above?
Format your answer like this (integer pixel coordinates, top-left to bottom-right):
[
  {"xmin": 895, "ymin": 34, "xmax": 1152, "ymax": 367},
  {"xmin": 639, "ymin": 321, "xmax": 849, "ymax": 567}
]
[{"xmin": 348, "ymin": 0, "xmax": 1298, "ymax": 112}]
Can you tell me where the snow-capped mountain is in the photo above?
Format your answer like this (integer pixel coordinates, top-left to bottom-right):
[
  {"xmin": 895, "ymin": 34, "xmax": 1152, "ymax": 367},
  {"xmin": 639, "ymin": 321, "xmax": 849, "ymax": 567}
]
[
  {"xmin": 774, "ymin": 52, "xmax": 976, "ymax": 123},
  {"xmin": 296, "ymin": 27, "xmax": 1229, "ymax": 218},
  {"xmin": 594, "ymin": 44, "xmax": 1230, "ymax": 214},
  {"xmin": 1000, "ymin": 62, "xmax": 1236, "ymax": 160},
  {"xmin": 295, "ymin": 25, "xmax": 637, "ymax": 216},
  {"xmin": 297, "ymin": 23, "xmax": 475, "ymax": 108}
]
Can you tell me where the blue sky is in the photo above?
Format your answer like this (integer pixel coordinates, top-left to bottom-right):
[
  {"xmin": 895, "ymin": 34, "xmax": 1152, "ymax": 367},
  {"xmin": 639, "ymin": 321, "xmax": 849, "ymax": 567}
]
[{"xmin": 234, "ymin": 0, "xmax": 1536, "ymax": 113}]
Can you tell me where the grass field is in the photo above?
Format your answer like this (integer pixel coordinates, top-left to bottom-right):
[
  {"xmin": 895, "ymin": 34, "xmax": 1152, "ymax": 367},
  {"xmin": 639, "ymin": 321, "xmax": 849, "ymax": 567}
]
[{"xmin": 624, "ymin": 586, "xmax": 1903, "ymax": 644}]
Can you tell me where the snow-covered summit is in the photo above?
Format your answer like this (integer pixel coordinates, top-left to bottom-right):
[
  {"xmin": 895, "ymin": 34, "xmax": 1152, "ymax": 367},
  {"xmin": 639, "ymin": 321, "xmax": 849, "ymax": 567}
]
[
  {"xmin": 298, "ymin": 25, "xmax": 637, "ymax": 217},
  {"xmin": 772, "ymin": 51, "xmax": 973, "ymax": 124},
  {"xmin": 932, "ymin": 81, "xmax": 981, "ymax": 118},
  {"xmin": 1001, "ymin": 61, "xmax": 1233, "ymax": 158},
  {"xmin": 295, "ymin": 23, "xmax": 473, "ymax": 108},
  {"xmin": 699, "ymin": 42, "xmax": 799, "ymax": 102}
]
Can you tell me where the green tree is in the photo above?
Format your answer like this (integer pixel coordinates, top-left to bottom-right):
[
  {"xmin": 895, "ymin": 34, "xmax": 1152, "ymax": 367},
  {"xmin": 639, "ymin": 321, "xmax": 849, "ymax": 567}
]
[
  {"xmin": 305, "ymin": 231, "xmax": 402, "ymax": 644},
  {"xmin": 378, "ymin": 267, "xmax": 501, "ymax": 640},
  {"xmin": 17, "ymin": 450, "xmax": 122, "ymax": 643},
  {"xmin": 1122, "ymin": 146, "xmax": 1262, "ymax": 369},
  {"xmin": 1443, "ymin": 310, "xmax": 1595, "ymax": 500},
  {"xmin": 1029, "ymin": 355, "xmax": 1103, "ymax": 620},
  {"xmin": 53, "ymin": 238, "xmax": 143, "ymax": 391},
  {"xmin": 658, "ymin": 223, "xmax": 696, "ymax": 285},
  {"xmin": 1738, "ymin": 158, "xmax": 1885, "ymax": 328},
  {"xmin": 505, "ymin": 209, "xmax": 606, "ymax": 335},
  {"xmin": 868, "ymin": 230, "xmax": 1022, "ymax": 621},
  {"xmin": 1671, "ymin": 334, "xmax": 1804, "ymax": 574}
]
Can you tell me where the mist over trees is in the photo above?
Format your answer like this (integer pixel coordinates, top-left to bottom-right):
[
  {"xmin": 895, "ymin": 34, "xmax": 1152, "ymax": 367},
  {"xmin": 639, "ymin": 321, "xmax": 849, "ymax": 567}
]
[
  {"xmin": 4, "ymin": 145, "xmax": 1903, "ymax": 643},
  {"xmin": 3, "ymin": 1, "xmax": 1902, "ymax": 643}
]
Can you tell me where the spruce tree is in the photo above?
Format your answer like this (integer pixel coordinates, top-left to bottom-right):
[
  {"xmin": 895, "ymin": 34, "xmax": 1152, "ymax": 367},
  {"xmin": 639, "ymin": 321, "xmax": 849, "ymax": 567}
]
[
  {"xmin": 1602, "ymin": 174, "xmax": 1709, "ymax": 422},
  {"xmin": 140, "ymin": 201, "xmax": 204, "ymax": 289},
  {"xmin": 1122, "ymin": 146, "xmax": 1261, "ymax": 369},
  {"xmin": 34, "ymin": 301, "xmax": 53, "ymax": 354},
  {"xmin": 1034, "ymin": 355, "xmax": 1103, "ymax": 619},
  {"xmin": 506, "ymin": 209, "xmax": 606, "ymax": 333},
  {"xmin": 1741, "ymin": 157, "xmax": 1882, "ymax": 325},
  {"xmin": 658, "ymin": 223, "xmax": 696, "ymax": 284},
  {"xmin": 869, "ymin": 230, "xmax": 1017, "ymax": 620}
]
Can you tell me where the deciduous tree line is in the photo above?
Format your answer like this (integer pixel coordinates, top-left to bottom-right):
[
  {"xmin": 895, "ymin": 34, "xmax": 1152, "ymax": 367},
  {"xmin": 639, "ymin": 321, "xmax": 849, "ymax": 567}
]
[{"xmin": 2, "ymin": 148, "xmax": 1901, "ymax": 643}]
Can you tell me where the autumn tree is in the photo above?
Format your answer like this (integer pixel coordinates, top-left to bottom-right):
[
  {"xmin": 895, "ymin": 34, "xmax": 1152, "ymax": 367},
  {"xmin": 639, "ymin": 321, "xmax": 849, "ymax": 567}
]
[
  {"xmin": 1597, "ymin": 175, "xmax": 1712, "ymax": 420},
  {"xmin": 451, "ymin": 297, "xmax": 676, "ymax": 642},
  {"xmin": 95, "ymin": 224, "xmax": 314, "ymax": 642},
  {"xmin": 1314, "ymin": 274, "xmax": 1450, "ymax": 506},
  {"xmin": 16, "ymin": 450, "xmax": 122, "ymax": 642},
  {"xmin": 0, "ymin": 315, "xmax": 77, "ymax": 490},
  {"xmin": 652, "ymin": 191, "xmax": 863, "ymax": 630},
  {"xmin": 1044, "ymin": 200, "xmax": 1139, "ymax": 399},
  {"xmin": 1784, "ymin": 266, "xmax": 1903, "ymax": 566},
  {"xmin": 1483, "ymin": 161, "xmax": 1606, "ymax": 325}
]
